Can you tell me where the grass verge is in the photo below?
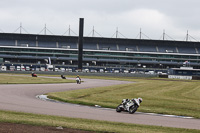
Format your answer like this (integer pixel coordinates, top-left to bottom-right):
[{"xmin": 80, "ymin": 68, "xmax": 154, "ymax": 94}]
[
  {"xmin": 0, "ymin": 110, "xmax": 199, "ymax": 133},
  {"xmin": 0, "ymin": 74, "xmax": 75, "ymax": 84},
  {"xmin": 0, "ymin": 74, "xmax": 199, "ymax": 132},
  {"xmin": 47, "ymin": 78, "xmax": 200, "ymax": 118}
]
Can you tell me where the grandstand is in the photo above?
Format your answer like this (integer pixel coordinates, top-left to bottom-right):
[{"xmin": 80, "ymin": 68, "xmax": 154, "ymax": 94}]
[{"xmin": 0, "ymin": 32, "xmax": 200, "ymax": 72}]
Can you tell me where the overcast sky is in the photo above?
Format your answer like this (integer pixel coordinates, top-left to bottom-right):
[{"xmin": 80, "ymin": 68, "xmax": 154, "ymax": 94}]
[{"xmin": 0, "ymin": 0, "xmax": 199, "ymax": 41}]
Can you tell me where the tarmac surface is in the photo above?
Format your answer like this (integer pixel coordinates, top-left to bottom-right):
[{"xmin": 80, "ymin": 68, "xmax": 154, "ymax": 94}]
[{"xmin": 0, "ymin": 76, "xmax": 200, "ymax": 130}]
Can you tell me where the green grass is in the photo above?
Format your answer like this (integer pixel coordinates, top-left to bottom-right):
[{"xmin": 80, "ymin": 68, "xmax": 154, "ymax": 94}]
[
  {"xmin": 0, "ymin": 74, "xmax": 200, "ymax": 132},
  {"xmin": 0, "ymin": 74, "xmax": 75, "ymax": 84},
  {"xmin": 0, "ymin": 110, "xmax": 199, "ymax": 133},
  {"xmin": 48, "ymin": 78, "xmax": 200, "ymax": 118}
]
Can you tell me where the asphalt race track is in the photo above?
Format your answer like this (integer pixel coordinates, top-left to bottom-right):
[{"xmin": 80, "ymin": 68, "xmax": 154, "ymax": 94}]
[{"xmin": 0, "ymin": 76, "xmax": 200, "ymax": 130}]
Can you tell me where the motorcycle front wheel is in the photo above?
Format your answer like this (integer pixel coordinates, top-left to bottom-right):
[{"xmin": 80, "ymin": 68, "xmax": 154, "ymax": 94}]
[
  {"xmin": 116, "ymin": 104, "xmax": 123, "ymax": 112},
  {"xmin": 129, "ymin": 105, "xmax": 138, "ymax": 114}
]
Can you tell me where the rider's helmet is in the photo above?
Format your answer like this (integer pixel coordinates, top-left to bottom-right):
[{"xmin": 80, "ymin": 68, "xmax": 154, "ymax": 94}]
[
  {"xmin": 138, "ymin": 97, "xmax": 143, "ymax": 103},
  {"xmin": 77, "ymin": 75, "xmax": 79, "ymax": 77}
]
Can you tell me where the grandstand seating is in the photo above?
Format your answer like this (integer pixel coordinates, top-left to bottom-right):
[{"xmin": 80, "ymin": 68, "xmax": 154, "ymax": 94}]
[
  {"xmin": 98, "ymin": 58, "xmax": 119, "ymax": 62},
  {"xmin": 140, "ymin": 60, "xmax": 158, "ymax": 64},
  {"xmin": 138, "ymin": 44, "xmax": 157, "ymax": 52},
  {"xmin": 59, "ymin": 42, "xmax": 77, "ymax": 49},
  {"xmin": 17, "ymin": 40, "xmax": 36, "ymax": 47},
  {"xmin": 157, "ymin": 45, "xmax": 177, "ymax": 53},
  {"xmin": 119, "ymin": 59, "xmax": 138, "ymax": 63},
  {"xmin": 38, "ymin": 41, "xmax": 57, "ymax": 48},
  {"xmin": 159, "ymin": 61, "xmax": 178, "ymax": 65},
  {"xmin": 83, "ymin": 43, "xmax": 97, "ymax": 50},
  {"xmin": 0, "ymin": 40, "xmax": 15, "ymax": 46},
  {"xmin": 0, "ymin": 39, "xmax": 199, "ymax": 55},
  {"xmin": 98, "ymin": 43, "xmax": 117, "ymax": 51},
  {"xmin": 177, "ymin": 46, "xmax": 196, "ymax": 54},
  {"xmin": 1, "ymin": 33, "xmax": 200, "ymax": 69},
  {"xmin": 118, "ymin": 44, "xmax": 137, "ymax": 51}
]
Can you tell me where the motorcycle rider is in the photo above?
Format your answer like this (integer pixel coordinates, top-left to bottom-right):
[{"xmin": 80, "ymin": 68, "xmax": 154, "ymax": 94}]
[
  {"xmin": 61, "ymin": 74, "xmax": 66, "ymax": 79},
  {"xmin": 122, "ymin": 99, "xmax": 129, "ymax": 108},
  {"xmin": 76, "ymin": 75, "xmax": 81, "ymax": 84},
  {"xmin": 122, "ymin": 97, "xmax": 143, "ymax": 109},
  {"xmin": 132, "ymin": 97, "xmax": 143, "ymax": 106},
  {"xmin": 31, "ymin": 72, "xmax": 37, "ymax": 77},
  {"xmin": 116, "ymin": 97, "xmax": 143, "ymax": 113}
]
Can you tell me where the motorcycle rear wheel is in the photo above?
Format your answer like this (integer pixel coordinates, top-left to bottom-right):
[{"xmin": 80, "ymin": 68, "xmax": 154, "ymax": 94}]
[{"xmin": 116, "ymin": 104, "xmax": 123, "ymax": 112}]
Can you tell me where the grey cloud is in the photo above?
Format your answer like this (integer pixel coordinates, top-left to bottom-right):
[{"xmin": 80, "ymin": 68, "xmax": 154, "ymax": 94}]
[{"xmin": 0, "ymin": 0, "xmax": 200, "ymax": 40}]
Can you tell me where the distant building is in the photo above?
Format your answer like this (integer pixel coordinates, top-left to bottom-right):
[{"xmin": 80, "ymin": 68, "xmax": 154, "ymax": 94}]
[
  {"xmin": 0, "ymin": 33, "xmax": 200, "ymax": 71},
  {"xmin": 168, "ymin": 67, "xmax": 200, "ymax": 76}
]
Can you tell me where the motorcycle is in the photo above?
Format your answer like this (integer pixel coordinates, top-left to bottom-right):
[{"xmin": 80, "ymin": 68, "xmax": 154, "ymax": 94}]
[
  {"xmin": 61, "ymin": 75, "xmax": 66, "ymax": 79},
  {"xmin": 116, "ymin": 99, "xmax": 140, "ymax": 114},
  {"xmin": 31, "ymin": 73, "xmax": 37, "ymax": 77},
  {"xmin": 76, "ymin": 77, "xmax": 81, "ymax": 84}
]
